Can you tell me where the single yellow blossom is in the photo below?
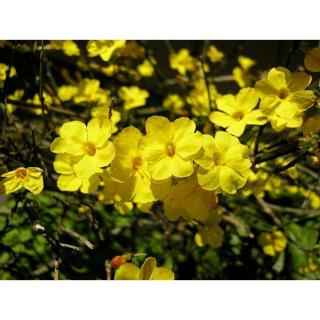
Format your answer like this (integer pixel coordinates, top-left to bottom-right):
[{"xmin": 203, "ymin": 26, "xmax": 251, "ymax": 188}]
[
  {"xmin": 139, "ymin": 116, "xmax": 202, "ymax": 181},
  {"xmin": 209, "ymin": 88, "xmax": 267, "ymax": 137},
  {"xmin": 255, "ymin": 67, "xmax": 315, "ymax": 131},
  {"xmin": 118, "ymin": 86, "xmax": 149, "ymax": 110},
  {"xmin": 87, "ymin": 40, "xmax": 126, "ymax": 62},
  {"xmin": 114, "ymin": 257, "xmax": 174, "ymax": 280},
  {"xmin": 163, "ymin": 94, "xmax": 185, "ymax": 113},
  {"xmin": 137, "ymin": 59, "xmax": 154, "ymax": 77},
  {"xmin": 195, "ymin": 131, "xmax": 252, "ymax": 194},
  {"xmin": 207, "ymin": 45, "xmax": 224, "ymax": 63},
  {"xmin": 0, "ymin": 167, "xmax": 43, "ymax": 195},
  {"xmin": 170, "ymin": 49, "xmax": 195, "ymax": 75},
  {"xmin": 258, "ymin": 230, "xmax": 287, "ymax": 256},
  {"xmin": 304, "ymin": 47, "xmax": 320, "ymax": 72},
  {"xmin": 50, "ymin": 118, "xmax": 115, "ymax": 177},
  {"xmin": 195, "ymin": 225, "xmax": 224, "ymax": 248}
]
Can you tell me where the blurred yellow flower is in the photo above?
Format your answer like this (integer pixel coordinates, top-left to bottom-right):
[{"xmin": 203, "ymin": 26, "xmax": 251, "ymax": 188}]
[
  {"xmin": 0, "ymin": 167, "xmax": 43, "ymax": 195},
  {"xmin": 57, "ymin": 85, "xmax": 78, "ymax": 101},
  {"xmin": 0, "ymin": 63, "xmax": 16, "ymax": 81},
  {"xmin": 74, "ymin": 79, "xmax": 110, "ymax": 105},
  {"xmin": 91, "ymin": 105, "xmax": 121, "ymax": 133},
  {"xmin": 87, "ymin": 40, "xmax": 126, "ymax": 62},
  {"xmin": 6, "ymin": 89, "xmax": 24, "ymax": 113},
  {"xmin": 210, "ymin": 88, "xmax": 267, "ymax": 137},
  {"xmin": 303, "ymin": 115, "xmax": 320, "ymax": 137},
  {"xmin": 187, "ymin": 79, "xmax": 219, "ymax": 116},
  {"xmin": 170, "ymin": 49, "xmax": 195, "ymax": 75},
  {"xmin": 304, "ymin": 47, "xmax": 320, "ymax": 72},
  {"xmin": 232, "ymin": 56, "xmax": 255, "ymax": 88},
  {"xmin": 195, "ymin": 131, "xmax": 251, "ymax": 194},
  {"xmin": 207, "ymin": 45, "xmax": 224, "ymax": 63},
  {"xmin": 139, "ymin": 116, "xmax": 202, "ymax": 180},
  {"xmin": 137, "ymin": 59, "xmax": 154, "ymax": 77},
  {"xmin": 255, "ymin": 67, "xmax": 315, "ymax": 131},
  {"xmin": 118, "ymin": 86, "xmax": 149, "ymax": 110},
  {"xmin": 163, "ymin": 94, "xmax": 185, "ymax": 113},
  {"xmin": 258, "ymin": 230, "xmax": 287, "ymax": 256},
  {"xmin": 49, "ymin": 40, "xmax": 80, "ymax": 56},
  {"xmin": 195, "ymin": 224, "xmax": 224, "ymax": 248},
  {"xmin": 114, "ymin": 257, "xmax": 174, "ymax": 280}
]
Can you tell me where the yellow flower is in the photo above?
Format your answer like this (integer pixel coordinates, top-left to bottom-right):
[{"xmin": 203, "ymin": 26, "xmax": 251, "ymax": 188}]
[
  {"xmin": 152, "ymin": 173, "xmax": 218, "ymax": 222},
  {"xmin": 50, "ymin": 118, "xmax": 115, "ymax": 177},
  {"xmin": 102, "ymin": 64, "xmax": 120, "ymax": 77},
  {"xmin": 27, "ymin": 92, "xmax": 56, "ymax": 115},
  {"xmin": 186, "ymin": 79, "xmax": 219, "ymax": 116},
  {"xmin": 6, "ymin": 89, "xmax": 24, "ymax": 113},
  {"xmin": 91, "ymin": 105, "xmax": 121, "ymax": 134},
  {"xmin": 255, "ymin": 67, "xmax": 315, "ymax": 131},
  {"xmin": 0, "ymin": 167, "xmax": 43, "ymax": 195},
  {"xmin": 74, "ymin": 79, "xmax": 110, "ymax": 105},
  {"xmin": 87, "ymin": 40, "xmax": 126, "ymax": 62},
  {"xmin": 57, "ymin": 85, "xmax": 78, "ymax": 101},
  {"xmin": 118, "ymin": 86, "xmax": 149, "ymax": 110},
  {"xmin": 209, "ymin": 88, "xmax": 267, "ymax": 137},
  {"xmin": 304, "ymin": 47, "xmax": 320, "ymax": 72},
  {"xmin": 195, "ymin": 225, "xmax": 224, "ymax": 248},
  {"xmin": 111, "ymin": 126, "xmax": 155, "ymax": 204},
  {"xmin": 99, "ymin": 170, "xmax": 133, "ymax": 214},
  {"xmin": 139, "ymin": 116, "xmax": 202, "ymax": 181},
  {"xmin": 137, "ymin": 59, "xmax": 154, "ymax": 77},
  {"xmin": 207, "ymin": 45, "xmax": 224, "ymax": 63},
  {"xmin": 163, "ymin": 94, "xmax": 185, "ymax": 113},
  {"xmin": 195, "ymin": 131, "xmax": 251, "ymax": 194},
  {"xmin": 169, "ymin": 49, "xmax": 195, "ymax": 75},
  {"xmin": 0, "ymin": 63, "xmax": 16, "ymax": 81},
  {"xmin": 50, "ymin": 40, "xmax": 80, "ymax": 56},
  {"xmin": 258, "ymin": 230, "xmax": 287, "ymax": 256},
  {"xmin": 114, "ymin": 257, "xmax": 174, "ymax": 280},
  {"xmin": 53, "ymin": 154, "xmax": 101, "ymax": 194},
  {"xmin": 232, "ymin": 56, "xmax": 256, "ymax": 88}
]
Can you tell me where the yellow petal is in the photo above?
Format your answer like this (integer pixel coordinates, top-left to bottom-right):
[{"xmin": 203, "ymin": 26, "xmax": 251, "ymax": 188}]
[
  {"xmin": 145, "ymin": 116, "xmax": 172, "ymax": 143},
  {"xmin": 197, "ymin": 166, "xmax": 220, "ymax": 191},
  {"xmin": 174, "ymin": 131, "xmax": 202, "ymax": 158},
  {"xmin": 139, "ymin": 257, "xmax": 157, "ymax": 280},
  {"xmin": 114, "ymin": 263, "xmax": 140, "ymax": 280},
  {"xmin": 226, "ymin": 120, "xmax": 247, "ymax": 137},
  {"xmin": 149, "ymin": 156, "xmax": 172, "ymax": 180},
  {"xmin": 219, "ymin": 166, "xmax": 246, "ymax": 194},
  {"xmin": 171, "ymin": 155, "xmax": 194, "ymax": 178},
  {"xmin": 216, "ymin": 94, "xmax": 237, "ymax": 114},
  {"xmin": 236, "ymin": 88, "xmax": 259, "ymax": 112},
  {"xmin": 244, "ymin": 110, "xmax": 268, "ymax": 125},
  {"xmin": 209, "ymin": 111, "xmax": 236, "ymax": 127},
  {"xmin": 57, "ymin": 174, "xmax": 82, "ymax": 191},
  {"xmin": 151, "ymin": 267, "xmax": 174, "ymax": 280},
  {"xmin": 268, "ymin": 67, "xmax": 289, "ymax": 90},
  {"xmin": 288, "ymin": 72, "xmax": 312, "ymax": 92},
  {"xmin": 304, "ymin": 47, "xmax": 320, "ymax": 72},
  {"xmin": 87, "ymin": 117, "xmax": 112, "ymax": 146}
]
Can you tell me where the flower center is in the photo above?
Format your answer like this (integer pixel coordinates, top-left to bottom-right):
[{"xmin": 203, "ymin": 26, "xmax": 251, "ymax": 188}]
[
  {"xmin": 15, "ymin": 167, "xmax": 28, "ymax": 179},
  {"xmin": 278, "ymin": 88, "xmax": 290, "ymax": 100},
  {"xmin": 165, "ymin": 142, "xmax": 176, "ymax": 157},
  {"xmin": 213, "ymin": 151, "xmax": 223, "ymax": 165},
  {"xmin": 232, "ymin": 111, "xmax": 245, "ymax": 121},
  {"xmin": 132, "ymin": 156, "xmax": 143, "ymax": 171},
  {"xmin": 83, "ymin": 142, "xmax": 96, "ymax": 156}
]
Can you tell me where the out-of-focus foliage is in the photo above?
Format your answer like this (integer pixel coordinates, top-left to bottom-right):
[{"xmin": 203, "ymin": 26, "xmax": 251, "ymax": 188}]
[{"xmin": 0, "ymin": 40, "xmax": 320, "ymax": 280}]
